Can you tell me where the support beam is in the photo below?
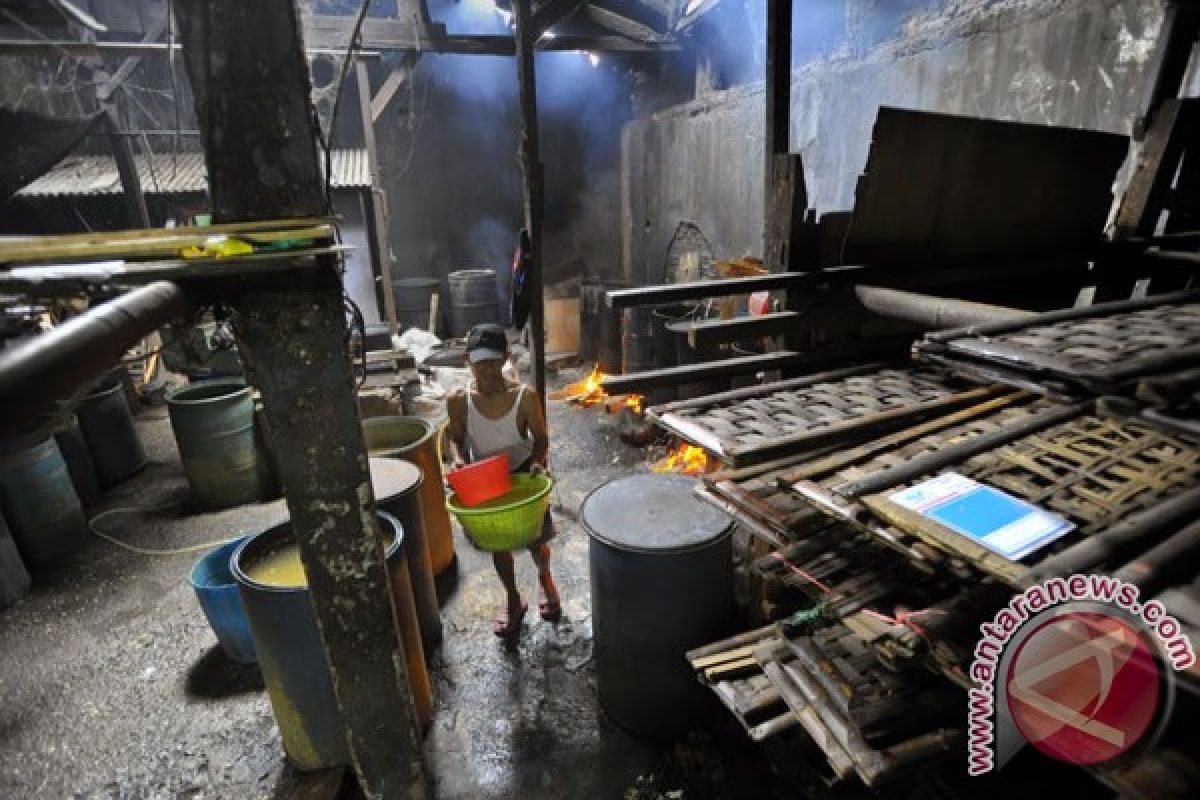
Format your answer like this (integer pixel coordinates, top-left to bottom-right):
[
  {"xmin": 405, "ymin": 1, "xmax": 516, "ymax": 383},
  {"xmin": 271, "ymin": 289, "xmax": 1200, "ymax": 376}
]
[
  {"xmin": 763, "ymin": 0, "xmax": 794, "ymax": 271},
  {"xmin": 0, "ymin": 38, "xmax": 381, "ymax": 58},
  {"xmin": 357, "ymin": 61, "xmax": 400, "ymax": 334},
  {"xmin": 104, "ymin": 106, "xmax": 151, "ymax": 228},
  {"xmin": 531, "ymin": 0, "xmax": 585, "ymax": 36},
  {"xmin": 369, "ymin": 60, "xmax": 414, "ymax": 123},
  {"xmin": 514, "ymin": 0, "xmax": 548, "ymax": 414},
  {"xmin": 606, "ymin": 271, "xmax": 837, "ymax": 308},
  {"xmin": 174, "ymin": 3, "xmax": 427, "ymax": 798},
  {"xmin": 671, "ymin": 311, "xmax": 803, "ymax": 349},
  {"xmin": 94, "ymin": 15, "xmax": 168, "ymax": 103}
]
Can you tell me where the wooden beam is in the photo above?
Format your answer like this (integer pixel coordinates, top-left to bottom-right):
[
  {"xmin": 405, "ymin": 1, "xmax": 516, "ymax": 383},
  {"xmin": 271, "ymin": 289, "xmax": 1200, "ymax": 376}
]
[
  {"xmin": 357, "ymin": 60, "xmax": 399, "ymax": 334},
  {"xmin": 531, "ymin": 0, "xmax": 585, "ymax": 35},
  {"xmin": 0, "ymin": 38, "xmax": 381, "ymax": 58},
  {"xmin": 369, "ymin": 62, "xmax": 412, "ymax": 123},
  {"xmin": 672, "ymin": 311, "xmax": 802, "ymax": 348},
  {"xmin": 600, "ymin": 351, "xmax": 805, "ymax": 394},
  {"xmin": 583, "ymin": 4, "xmax": 662, "ymax": 40},
  {"xmin": 606, "ymin": 271, "xmax": 840, "ymax": 308},
  {"xmin": 104, "ymin": 106, "xmax": 151, "ymax": 228},
  {"xmin": 174, "ymin": 3, "xmax": 428, "ymax": 798},
  {"xmin": 1115, "ymin": 99, "xmax": 1199, "ymax": 238},
  {"xmin": 514, "ymin": 0, "xmax": 548, "ymax": 416}
]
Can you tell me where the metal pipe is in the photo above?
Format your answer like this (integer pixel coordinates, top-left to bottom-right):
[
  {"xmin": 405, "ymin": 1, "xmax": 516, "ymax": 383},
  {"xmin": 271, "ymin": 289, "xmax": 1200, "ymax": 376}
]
[
  {"xmin": 0, "ymin": 281, "xmax": 191, "ymax": 433},
  {"xmin": 854, "ymin": 285, "xmax": 1033, "ymax": 329},
  {"xmin": 1113, "ymin": 519, "xmax": 1200, "ymax": 595}
]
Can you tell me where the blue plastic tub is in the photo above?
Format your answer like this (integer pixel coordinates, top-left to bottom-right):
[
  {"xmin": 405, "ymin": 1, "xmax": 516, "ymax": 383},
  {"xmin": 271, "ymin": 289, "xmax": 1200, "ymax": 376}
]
[{"xmin": 190, "ymin": 537, "xmax": 257, "ymax": 664}]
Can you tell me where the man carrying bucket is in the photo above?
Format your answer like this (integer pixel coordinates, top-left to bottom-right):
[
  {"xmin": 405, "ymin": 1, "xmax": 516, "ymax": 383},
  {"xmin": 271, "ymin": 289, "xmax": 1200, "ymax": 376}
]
[{"xmin": 446, "ymin": 323, "xmax": 562, "ymax": 637}]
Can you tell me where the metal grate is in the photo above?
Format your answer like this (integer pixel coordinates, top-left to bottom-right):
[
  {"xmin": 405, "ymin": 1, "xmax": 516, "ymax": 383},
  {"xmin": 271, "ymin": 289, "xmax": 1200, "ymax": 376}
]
[
  {"xmin": 652, "ymin": 365, "xmax": 996, "ymax": 467},
  {"xmin": 917, "ymin": 290, "xmax": 1200, "ymax": 394}
]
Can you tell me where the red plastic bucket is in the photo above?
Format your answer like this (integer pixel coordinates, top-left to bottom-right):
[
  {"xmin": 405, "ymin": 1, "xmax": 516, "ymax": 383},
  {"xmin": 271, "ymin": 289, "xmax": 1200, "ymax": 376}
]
[{"xmin": 446, "ymin": 454, "xmax": 511, "ymax": 506}]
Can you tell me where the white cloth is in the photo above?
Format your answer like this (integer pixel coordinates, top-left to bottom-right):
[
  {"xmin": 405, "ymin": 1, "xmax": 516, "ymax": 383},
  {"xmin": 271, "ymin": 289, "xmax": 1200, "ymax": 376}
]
[{"xmin": 465, "ymin": 384, "xmax": 534, "ymax": 470}]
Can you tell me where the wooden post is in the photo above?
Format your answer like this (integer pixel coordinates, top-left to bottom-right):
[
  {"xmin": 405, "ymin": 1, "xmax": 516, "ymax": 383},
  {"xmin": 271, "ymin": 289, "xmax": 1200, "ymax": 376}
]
[
  {"xmin": 105, "ymin": 105, "xmax": 151, "ymax": 228},
  {"xmin": 512, "ymin": 0, "xmax": 548, "ymax": 414},
  {"xmin": 173, "ymin": 3, "xmax": 427, "ymax": 798},
  {"xmin": 357, "ymin": 60, "xmax": 401, "ymax": 334},
  {"xmin": 763, "ymin": 0, "xmax": 793, "ymax": 273}
]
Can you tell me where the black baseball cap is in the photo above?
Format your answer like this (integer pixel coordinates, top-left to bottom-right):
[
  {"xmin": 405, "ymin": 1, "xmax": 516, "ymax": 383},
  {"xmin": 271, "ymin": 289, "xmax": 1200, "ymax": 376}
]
[{"xmin": 465, "ymin": 323, "xmax": 508, "ymax": 363}]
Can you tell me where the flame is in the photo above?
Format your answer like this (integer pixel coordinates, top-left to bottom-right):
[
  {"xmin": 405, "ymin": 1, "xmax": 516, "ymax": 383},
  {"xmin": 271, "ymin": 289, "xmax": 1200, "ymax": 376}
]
[
  {"xmin": 551, "ymin": 366, "xmax": 645, "ymax": 414},
  {"xmin": 651, "ymin": 443, "xmax": 711, "ymax": 475}
]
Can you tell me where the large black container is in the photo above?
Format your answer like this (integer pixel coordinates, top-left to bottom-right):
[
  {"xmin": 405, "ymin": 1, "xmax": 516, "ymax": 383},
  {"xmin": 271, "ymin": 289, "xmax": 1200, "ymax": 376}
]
[
  {"xmin": 391, "ymin": 277, "xmax": 440, "ymax": 332},
  {"xmin": 599, "ymin": 302, "xmax": 624, "ymax": 375},
  {"xmin": 583, "ymin": 474, "xmax": 735, "ymax": 737},
  {"xmin": 54, "ymin": 414, "xmax": 100, "ymax": 508},
  {"xmin": 623, "ymin": 306, "xmax": 671, "ymax": 405},
  {"xmin": 77, "ymin": 379, "xmax": 147, "ymax": 488},
  {"xmin": 448, "ymin": 269, "xmax": 501, "ymax": 338},
  {"xmin": 233, "ymin": 511, "xmax": 430, "ymax": 770},
  {"xmin": 370, "ymin": 457, "xmax": 443, "ymax": 655},
  {"xmin": 0, "ymin": 509, "xmax": 31, "ymax": 610}
]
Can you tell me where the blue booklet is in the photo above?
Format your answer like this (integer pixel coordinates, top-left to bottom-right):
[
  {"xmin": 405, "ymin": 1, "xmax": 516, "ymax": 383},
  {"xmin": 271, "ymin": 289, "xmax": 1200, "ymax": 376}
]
[{"xmin": 888, "ymin": 473, "xmax": 1074, "ymax": 561}]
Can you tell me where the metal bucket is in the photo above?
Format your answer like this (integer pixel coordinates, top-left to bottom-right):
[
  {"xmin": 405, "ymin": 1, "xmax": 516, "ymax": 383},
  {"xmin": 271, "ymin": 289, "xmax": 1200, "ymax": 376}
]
[
  {"xmin": 448, "ymin": 269, "xmax": 501, "ymax": 338},
  {"xmin": 391, "ymin": 277, "xmax": 440, "ymax": 332},
  {"xmin": 370, "ymin": 457, "xmax": 443, "ymax": 655},
  {"xmin": 0, "ymin": 438, "xmax": 87, "ymax": 568},
  {"xmin": 54, "ymin": 414, "xmax": 101, "ymax": 508},
  {"xmin": 167, "ymin": 379, "xmax": 277, "ymax": 509},
  {"xmin": 232, "ymin": 511, "xmax": 431, "ymax": 771},
  {"xmin": 77, "ymin": 379, "xmax": 147, "ymax": 488},
  {"xmin": 0, "ymin": 509, "xmax": 31, "ymax": 610},
  {"xmin": 583, "ymin": 474, "xmax": 735, "ymax": 737},
  {"xmin": 361, "ymin": 416, "xmax": 455, "ymax": 575}
]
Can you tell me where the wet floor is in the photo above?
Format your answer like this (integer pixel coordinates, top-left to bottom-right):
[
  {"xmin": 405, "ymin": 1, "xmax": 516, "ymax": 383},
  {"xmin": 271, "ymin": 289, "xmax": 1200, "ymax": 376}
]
[{"xmin": 0, "ymin": 366, "xmax": 787, "ymax": 799}]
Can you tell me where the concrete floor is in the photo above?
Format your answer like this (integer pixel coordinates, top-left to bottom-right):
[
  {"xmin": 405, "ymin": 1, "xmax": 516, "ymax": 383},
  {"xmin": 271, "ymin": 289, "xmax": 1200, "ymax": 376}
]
[{"xmin": 0, "ymin": 367, "xmax": 786, "ymax": 800}]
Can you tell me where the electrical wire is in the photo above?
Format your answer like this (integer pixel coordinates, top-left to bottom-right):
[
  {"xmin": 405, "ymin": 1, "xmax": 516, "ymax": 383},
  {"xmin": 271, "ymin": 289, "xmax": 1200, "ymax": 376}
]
[
  {"xmin": 322, "ymin": 0, "xmax": 374, "ymax": 212},
  {"xmin": 88, "ymin": 501, "xmax": 238, "ymax": 556}
]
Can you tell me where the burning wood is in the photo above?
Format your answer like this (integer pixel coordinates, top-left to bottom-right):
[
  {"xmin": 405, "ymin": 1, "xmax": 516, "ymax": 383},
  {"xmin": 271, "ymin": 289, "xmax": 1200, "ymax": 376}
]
[
  {"xmin": 652, "ymin": 442, "xmax": 714, "ymax": 474},
  {"xmin": 551, "ymin": 366, "xmax": 644, "ymax": 414}
]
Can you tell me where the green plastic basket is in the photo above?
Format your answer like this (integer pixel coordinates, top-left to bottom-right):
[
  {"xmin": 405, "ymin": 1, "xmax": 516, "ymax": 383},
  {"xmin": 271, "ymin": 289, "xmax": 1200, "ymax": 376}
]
[{"xmin": 446, "ymin": 474, "xmax": 554, "ymax": 553}]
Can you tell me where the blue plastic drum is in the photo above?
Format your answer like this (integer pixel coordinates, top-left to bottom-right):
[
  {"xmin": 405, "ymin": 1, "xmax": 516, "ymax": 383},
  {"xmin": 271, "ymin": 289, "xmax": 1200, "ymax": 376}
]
[{"xmin": 189, "ymin": 537, "xmax": 257, "ymax": 664}]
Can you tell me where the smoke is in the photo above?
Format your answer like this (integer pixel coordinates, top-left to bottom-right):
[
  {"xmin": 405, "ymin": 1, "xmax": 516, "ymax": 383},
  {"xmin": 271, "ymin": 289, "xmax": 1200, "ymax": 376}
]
[{"xmin": 384, "ymin": 0, "xmax": 635, "ymax": 295}]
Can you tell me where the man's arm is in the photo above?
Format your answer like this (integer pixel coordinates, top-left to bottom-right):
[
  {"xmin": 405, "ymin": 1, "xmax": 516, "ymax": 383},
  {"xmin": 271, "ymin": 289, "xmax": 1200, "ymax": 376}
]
[{"xmin": 446, "ymin": 390, "xmax": 469, "ymax": 469}]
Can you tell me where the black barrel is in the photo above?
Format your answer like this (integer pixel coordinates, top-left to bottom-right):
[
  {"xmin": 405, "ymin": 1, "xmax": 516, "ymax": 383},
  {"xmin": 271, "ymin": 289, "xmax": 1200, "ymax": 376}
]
[
  {"xmin": 0, "ymin": 509, "xmax": 31, "ymax": 610},
  {"xmin": 77, "ymin": 378, "xmax": 147, "ymax": 488},
  {"xmin": 448, "ymin": 269, "xmax": 501, "ymax": 338},
  {"xmin": 648, "ymin": 305, "xmax": 694, "ymax": 406},
  {"xmin": 0, "ymin": 438, "xmax": 87, "ymax": 567},
  {"xmin": 579, "ymin": 279, "xmax": 603, "ymax": 364},
  {"xmin": 391, "ymin": 277, "xmax": 440, "ymax": 332},
  {"xmin": 54, "ymin": 414, "xmax": 101, "ymax": 508},
  {"xmin": 232, "ymin": 511, "xmax": 431, "ymax": 770},
  {"xmin": 583, "ymin": 474, "xmax": 735, "ymax": 737},
  {"xmin": 623, "ymin": 307, "xmax": 671, "ymax": 405},
  {"xmin": 370, "ymin": 457, "xmax": 443, "ymax": 655}
]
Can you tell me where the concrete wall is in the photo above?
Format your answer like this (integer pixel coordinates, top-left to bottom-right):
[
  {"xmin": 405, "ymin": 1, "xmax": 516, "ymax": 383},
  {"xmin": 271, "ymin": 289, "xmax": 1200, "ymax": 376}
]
[{"xmin": 622, "ymin": 0, "xmax": 1170, "ymax": 284}]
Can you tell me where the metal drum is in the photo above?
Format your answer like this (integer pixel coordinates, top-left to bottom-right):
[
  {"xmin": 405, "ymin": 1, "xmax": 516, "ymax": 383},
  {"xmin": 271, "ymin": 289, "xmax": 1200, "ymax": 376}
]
[
  {"xmin": 54, "ymin": 414, "xmax": 100, "ymax": 508},
  {"xmin": 362, "ymin": 416, "xmax": 456, "ymax": 575},
  {"xmin": 0, "ymin": 438, "xmax": 87, "ymax": 568},
  {"xmin": 232, "ymin": 511, "xmax": 431, "ymax": 770},
  {"xmin": 77, "ymin": 378, "xmax": 147, "ymax": 488},
  {"xmin": 391, "ymin": 277, "xmax": 440, "ymax": 333},
  {"xmin": 669, "ymin": 322, "xmax": 728, "ymax": 401},
  {"xmin": 167, "ymin": 379, "xmax": 277, "ymax": 509},
  {"xmin": 448, "ymin": 269, "xmax": 501, "ymax": 338},
  {"xmin": 0, "ymin": 509, "xmax": 31, "ymax": 610},
  {"xmin": 370, "ymin": 457, "xmax": 443, "ymax": 654},
  {"xmin": 583, "ymin": 474, "xmax": 735, "ymax": 737}
]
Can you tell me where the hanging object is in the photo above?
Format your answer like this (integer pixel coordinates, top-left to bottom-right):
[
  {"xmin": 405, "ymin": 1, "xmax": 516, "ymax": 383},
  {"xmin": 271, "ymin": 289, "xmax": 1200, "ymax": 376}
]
[{"xmin": 511, "ymin": 228, "xmax": 533, "ymax": 330}]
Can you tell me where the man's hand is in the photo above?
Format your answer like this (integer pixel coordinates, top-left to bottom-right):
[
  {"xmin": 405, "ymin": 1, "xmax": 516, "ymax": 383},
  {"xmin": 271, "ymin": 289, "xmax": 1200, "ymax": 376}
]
[{"xmin": 529, "ymin": 462, "xmax": 548, "ymax": 478}]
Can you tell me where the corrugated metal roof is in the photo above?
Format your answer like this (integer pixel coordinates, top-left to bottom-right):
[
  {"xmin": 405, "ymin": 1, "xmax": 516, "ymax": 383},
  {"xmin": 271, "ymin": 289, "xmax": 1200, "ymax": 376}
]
[{"xmin": 16, "ymin": 148, "xmax": 370, "ymax": 197}]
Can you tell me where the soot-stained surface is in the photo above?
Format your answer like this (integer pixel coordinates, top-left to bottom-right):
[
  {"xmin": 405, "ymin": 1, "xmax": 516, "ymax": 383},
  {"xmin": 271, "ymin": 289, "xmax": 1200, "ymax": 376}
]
[{"xmin": 0, "ymin": 366, "xmax": 784, "ymax": 799}]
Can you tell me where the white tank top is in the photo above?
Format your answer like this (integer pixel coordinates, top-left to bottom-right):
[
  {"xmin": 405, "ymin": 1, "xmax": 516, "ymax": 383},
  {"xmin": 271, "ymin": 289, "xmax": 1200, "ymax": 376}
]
[{"xmin": 466, "ymin": 384, "xmax": 534, "ymax": 470}]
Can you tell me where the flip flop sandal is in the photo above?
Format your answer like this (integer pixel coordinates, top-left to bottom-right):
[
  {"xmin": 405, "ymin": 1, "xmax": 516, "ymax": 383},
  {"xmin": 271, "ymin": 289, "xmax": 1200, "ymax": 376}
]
[
  {"xmin": 538, "ymin": 590, "xmax": 562, "ymax": 622},
  {"xmin": 493, "ymin": 601, "xmax": 528, "ymax": 637}
]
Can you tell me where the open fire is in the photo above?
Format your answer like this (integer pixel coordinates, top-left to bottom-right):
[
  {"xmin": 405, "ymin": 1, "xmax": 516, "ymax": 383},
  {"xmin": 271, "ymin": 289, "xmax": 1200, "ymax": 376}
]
[
  {"xmin": 651, "ymin": 442, "xmax": 713, "ymax": 475},
  {"xmin": 551, "ymin": 366, "xmax": 644, "ymax": 413}
]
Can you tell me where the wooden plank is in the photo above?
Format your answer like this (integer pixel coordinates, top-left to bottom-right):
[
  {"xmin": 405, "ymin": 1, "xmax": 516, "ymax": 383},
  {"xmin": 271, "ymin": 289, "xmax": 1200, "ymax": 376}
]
[
  {"xmin": 357, "ymin": 61, "xmax": 399, "ymax": 334},
  {"xmin": 606, "ymin": 271, "xmax": 844, "ymax": 308},
  {"xmin": 674, "ymin": 311, "xmax": 801, "ymax": 348},
  {"xmin": 369, "ymin": 63, "xmax": 412, "ymax": 123},
  {"xmin": 1115, "ymin": 99, "xmax": 1199, "ymax": 237},
  {"xmin": 843, "ymin": 107, "xmax": 1128, "ymax": 270}
]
